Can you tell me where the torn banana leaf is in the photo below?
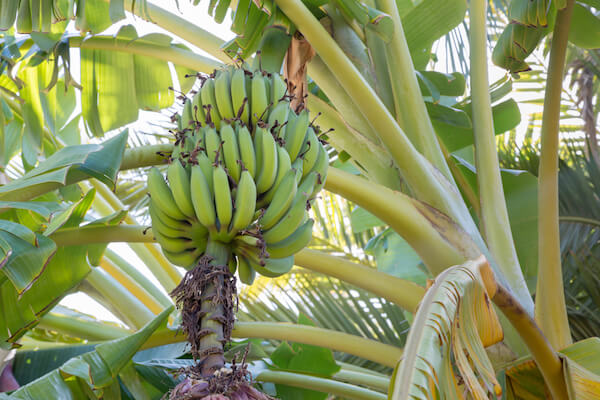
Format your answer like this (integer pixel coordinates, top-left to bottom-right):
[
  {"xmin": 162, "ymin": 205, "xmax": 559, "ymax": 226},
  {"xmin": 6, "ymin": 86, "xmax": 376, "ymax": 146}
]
[{"xmin": 389, "ymin": 258, "xmax": 504, "ymax": 399}]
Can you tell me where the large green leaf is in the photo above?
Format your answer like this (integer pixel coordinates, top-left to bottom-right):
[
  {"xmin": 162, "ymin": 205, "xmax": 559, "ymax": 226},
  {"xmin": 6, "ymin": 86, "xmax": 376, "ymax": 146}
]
[
  {"xmin": 6, "ymin": 307, "xmax": 172, "ymax": 399},
  {"xmin": 0, "ymin": 131, "xmax": 127, "ymax": 202},
  {"xmin": 402, "ymin": 0, "xmax": 468, "ymax": 69},
  {"xmin": 569, "ymin": 4, "xmax": 600, "ymax": 49},
  {"xmin": 434, "ymin": 99, "xmax": 521, "ymax": 152},
  {"xmin": 81, "ymin": 26, "xmax": 193, "ymax": 136}
]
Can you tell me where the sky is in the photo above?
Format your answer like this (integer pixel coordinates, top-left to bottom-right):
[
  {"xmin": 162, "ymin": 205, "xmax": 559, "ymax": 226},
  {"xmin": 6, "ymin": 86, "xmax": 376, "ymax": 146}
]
[{"xmin": 58, "ymin": 1, "xmax": 553, "ymax": 327}]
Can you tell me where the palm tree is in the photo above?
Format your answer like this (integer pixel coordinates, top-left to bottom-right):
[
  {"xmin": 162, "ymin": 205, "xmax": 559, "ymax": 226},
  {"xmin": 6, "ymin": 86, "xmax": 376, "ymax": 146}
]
[{"xmin": 0, "ymin": 0, "xmax": 599, "ymax": 399}]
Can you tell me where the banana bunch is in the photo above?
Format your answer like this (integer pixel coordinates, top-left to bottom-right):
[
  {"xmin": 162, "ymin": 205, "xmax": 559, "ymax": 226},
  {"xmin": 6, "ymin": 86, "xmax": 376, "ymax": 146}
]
[{"xmin": 148, "ymin": 66, "xmax": 329, "ymax": 284}]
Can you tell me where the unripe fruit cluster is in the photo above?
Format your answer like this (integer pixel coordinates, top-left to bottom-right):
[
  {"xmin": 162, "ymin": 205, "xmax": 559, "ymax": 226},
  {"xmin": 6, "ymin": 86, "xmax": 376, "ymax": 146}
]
[{"xmin": 147, "ymin": 66, "xmax": 328, "ymax": 283}]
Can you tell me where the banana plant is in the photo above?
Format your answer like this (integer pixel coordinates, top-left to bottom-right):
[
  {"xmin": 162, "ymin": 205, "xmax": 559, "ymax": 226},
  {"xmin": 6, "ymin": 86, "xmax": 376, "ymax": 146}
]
[{"xmin": 0, "ymin": 0, "xmax": 600, "ymax": 398}]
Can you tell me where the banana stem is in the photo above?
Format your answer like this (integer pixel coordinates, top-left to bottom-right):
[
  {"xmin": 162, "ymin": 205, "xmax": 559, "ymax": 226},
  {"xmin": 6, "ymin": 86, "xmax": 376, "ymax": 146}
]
[
  {"xmin": 49, "ymin": 225, "xmax": 152, "ymax": 246},
  {"xmin": 38, "ymin": 312, "xmax": 131, "ymax": 341},
  {"xmin": 111, "ymin": 0, "xmax": 231, "ymax": 64},
  {"xmin": 492, "ymin": 284, "xmax": 569, "ymax": 400},
  {"xmin": 469, "ymin": 0, "xmax": 533, "ymax": 314},
  {"xmin": 255, "ymin": 370, "xmax": 386, "ymax": 400},
  {"xmin": 295, "ymin": 248, "xmax": 424, "ymax": 313},
  {"xmin": 332, "ymin": 369, "xmax": 390, "ymax": 393},
  {"xmin": 68, "ymin": 36, "xmax": 221, "ymax": 73},
  {"xmin": 47, "ymin": 223, "xmax": 425, "ymax": 313},
  {"xmin": 182, "ymin": 238, "xmax": 232, "ymax": 377},
  {"xmin": 376, "ymin": 0, "xmax": 452, "ymax": 182},
  {"xmin": 144, "ymin": 322, "xmax": 402, "ymax": 368},
  {"xmin": 324, "ymin": 167, "xmax": 474, "ymax": 274},
  {"xmin": 84, "ymin": 268, "xmax": 155, "ymax": 329},
  {"xmin": 535, "ymin": 0, "xmax": 575, "ymax": 350}
]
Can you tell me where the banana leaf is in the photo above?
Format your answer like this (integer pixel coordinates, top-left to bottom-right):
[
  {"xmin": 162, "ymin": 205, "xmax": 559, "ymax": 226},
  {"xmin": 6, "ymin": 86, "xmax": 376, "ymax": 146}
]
[
  {"xmin": 4, "ymin": 307, "xmax": 172, "ymax": 399},
  {"xmin": 389, "ymin": 258, "xmax": 504, "ymax": 399}
]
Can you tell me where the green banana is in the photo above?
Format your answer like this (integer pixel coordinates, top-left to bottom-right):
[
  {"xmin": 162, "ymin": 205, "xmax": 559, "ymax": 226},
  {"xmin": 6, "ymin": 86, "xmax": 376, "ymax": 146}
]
[
  {"xmin": 214, "ymin": 69, "xmax": 235, "ymax": 120},
  {"xmin": 181, "ymin": 99, "xmax": 194, "ymax": 131},
  {"xmin": 230, "ymin": 169, "xmax": 257, "ymax": 234},
  {"xmin": 284, "ymin": 109, "xmax": 309, "ymax": 161},
  {"xmin": 167, "ymin": 160, "xmax": 197, "ymax": 219},
  {"xmin": 200, "ymin": 78, "xmax": 222, "ymax": 129},
  {"xmin": 196, "ymin": 152, "xmax": 214, "ymax": 190},
  {"xmin": 266, "ymin": 219, "xmax": 314, "ymax": 258},
  {"xmin": 267, "ymin": 100, "xmax": 290, "ymax": 139},
  {"xmin": 297, "ymin": 170, "xmax": 319, "ymax": 198},
  {"xmin": 213, "ymin": 164, "xmax": 233, "ymax": 236},
  {"xmin": 254, "ymin": 255, "xmax": 294, "ymax": 277},
  {"xmin": 291, "ymin": 158, "xmax": 304, "ymax": 186},
  {"xmin": 153, "ymin": 229, "xmax": 195, "ymax": 253},
  {"xmin": 149, "ymin": 201, "xmax": 190, "ymax": 239},
  {"xmin": 255, "ymin": 127, "xmax": 278, "ymax": 194},
  {"xmin": 271, "ymin": 73, "xmax": 287, "ymax": 103},
  {"xmin": 300, "ymin": 127, "xmax": 320, "ymax": 177},
  {"xmin": 204, "ymin": 126, "xmax": 222, "ymax": 164},
  {"xmin": 250, "ymin": 72, "xmax": 269, "ymax": 124},
  {"xmin": 149, "ymin": 198, "xmax": 192, "ymax": 231},
  {"xmin": 237, "ymin": 253, "xmax": 256, "ymax": 284},
  {"xmin": 262, "ymin": 191, "xmax": 310, "ymax": 244},
  {"xmin": 220, "ymin": 123, "xmax": 242, "ymax": 182},
  {"xmin": 259, "ymin": 168, "xmax": 297, "ymax": 230},
  {"xmin": 231, "ymin": 68, "xmax": 250, "ymax": 124},
  {"xmin": 192, "ymin": 91, "xmax": 207, "ymax": 126},
  {"xmin": 309, "ymin": 145, "xmax": 329, "ymax": 198},
  {"xmin": 147, "ymin": 167, "xmax": 187, "ymax": 220},
  {"xmin": 162, "ymin": 248, "xmax": 203, "ymax": 269},
  {"xmin": 237, "ymin": 124, "xmax": 256, "ymax": 178},
  {"xmin": 259, "ymin": 145, "xmax": 292, "ymax": 206},
  {"xmin": 190, "ymin": 164, "xmax": 217, "ymax": 232},
  {"xmin": 228, "ymin": 255, "xmax": 238, "ymax": 274},
  {"xmin": 234, "ymin": 233, "xmax": 265, "ymax": 249}
]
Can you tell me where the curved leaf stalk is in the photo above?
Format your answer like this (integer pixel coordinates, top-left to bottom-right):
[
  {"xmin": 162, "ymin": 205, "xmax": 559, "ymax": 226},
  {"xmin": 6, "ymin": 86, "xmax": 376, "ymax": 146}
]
[
  {"xmin": 90, "ymin": 179, "xmax": 182, "ymax": 285},
  {"xmin": 307, "ymin": 56, "xmax": 382, "ymax": 145},
  {"xmin": 324, "ymin": 167, "xmax": 481, "ymax": 274},
  {"xmin": 37, "ymin": 311, "xmax": 131, "ymax": 341},
  {"xmin": 115, "ymin": 0, "xmax": 231, "ymax": 64},
  {"xmin": 144, "ymin": 321, "xmax": 402, "ymax": 368},
  {"xmin": 306, "ymin": 95, "xmax": 402, "ymax": 190},
  {"xmin": 273, "ymin": 0, "xmax": 491, "ymax": 279},
  {"xmin": 68, "ymin": 36, "xmax": 222, "ymax": 74},
  {"xmin": 104, "ymin": 248, "xmax": 173, "ymax": 308},
  {"xmin": 469, "ymin": 0, "xmax": 533, "ymax": 314},
  {"xmin": 376, "ymin": 0, "xmax": 454, "ymax": 183},
  {"xmin": 255, "ymin": 370, "xmax": 386, "ymax": 400},
  {"xmin": 46, "ymin": 223, "xmax": 423, "ymax": 314},
  {"xmin": 0, "ymin": 144, "xmax": 171, "ymax": 203},
  {"xmin": 535, "ymin": 0, "xmax": 575, "ymax": 350},
  {"xmin": 84, "ymin": 267, "xmax": 155, "ymax": 329},
  {"xmin": 99, "ymin": 257, "xmax": 165, "ymax": 315},
  {"xmin": 390, "ymin": 257, "xmax": 504, "ymax": 399},
  {"xmin": 295, "ymin": 248, "xmax": 424, "ymax": 313},
  {"xmin": 332, "ymin": 369, "xmax": 390, "ymax": 393}
]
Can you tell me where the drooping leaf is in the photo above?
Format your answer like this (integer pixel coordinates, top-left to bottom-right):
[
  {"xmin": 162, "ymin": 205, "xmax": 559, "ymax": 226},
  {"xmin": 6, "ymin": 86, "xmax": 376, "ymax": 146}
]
[
  {"xmin": 389, "ymin": 258, "xmax": 503, "ymax": 399},
  {"xmin": 0, "ymin": 131, "xmax": 128, "ymax": 201},
  {"xmin": 7, "ymin": 307, "xmax": 172, "ymax": 398}
]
